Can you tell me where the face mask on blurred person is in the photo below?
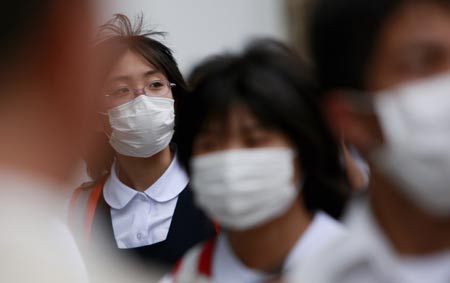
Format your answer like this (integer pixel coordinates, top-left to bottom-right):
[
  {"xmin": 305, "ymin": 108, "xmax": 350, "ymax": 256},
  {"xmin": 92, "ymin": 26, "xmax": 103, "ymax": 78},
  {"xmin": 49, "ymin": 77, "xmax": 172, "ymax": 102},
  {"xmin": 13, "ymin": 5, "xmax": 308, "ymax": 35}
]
[
  {"xmin": 107, "ymin": 95, "xmax": 175, "ymax": 158},
  {"xmin": 191, "ymin": 148, "xmax": 299, "ymax": 230},
  {"xmin": 371, "ymin": 74, "xmax": 450, "ymax": 216}
]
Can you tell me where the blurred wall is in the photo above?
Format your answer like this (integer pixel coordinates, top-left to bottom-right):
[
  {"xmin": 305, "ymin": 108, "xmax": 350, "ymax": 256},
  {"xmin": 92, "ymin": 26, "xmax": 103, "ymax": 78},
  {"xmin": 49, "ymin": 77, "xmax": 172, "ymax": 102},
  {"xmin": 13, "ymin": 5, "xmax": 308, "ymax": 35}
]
[{"xmin": 95, "ymin": 0, "xmax": 289, "ymax": 75}]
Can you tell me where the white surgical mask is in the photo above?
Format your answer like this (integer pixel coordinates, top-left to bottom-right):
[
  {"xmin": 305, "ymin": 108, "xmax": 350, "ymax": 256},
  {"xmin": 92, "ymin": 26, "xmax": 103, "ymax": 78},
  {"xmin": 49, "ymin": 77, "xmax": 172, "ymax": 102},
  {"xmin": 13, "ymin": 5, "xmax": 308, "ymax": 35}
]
[
  {"xmin": 107, "ymin": 95, "xmax": 175, "ymax": 158},
  {"xmin": 191, "ymin": 147, "xmax": 299, "ymax": 230},
  {"xmin": 371, "ymin": 74, "xmax": 450, "ymax": 216}
]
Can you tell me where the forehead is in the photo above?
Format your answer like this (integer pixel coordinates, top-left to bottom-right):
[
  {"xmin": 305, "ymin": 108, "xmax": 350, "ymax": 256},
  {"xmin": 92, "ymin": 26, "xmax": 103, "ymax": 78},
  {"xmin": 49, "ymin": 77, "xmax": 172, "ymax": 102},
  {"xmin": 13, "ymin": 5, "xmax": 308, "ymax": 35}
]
[
  {"xmin": 380, "ymin": 1, "xmax": 450, "ymax": 49},
  {"xmin": 106, "ymin": 49, "xmax": 160, "ymax": 80},
  {"xmin": 366, "ymin": 1, "xmax": 450, "ymax": 89},
  {"xmin": 203, "ymin": 104, "xmax": 260, "ymax": 130}
]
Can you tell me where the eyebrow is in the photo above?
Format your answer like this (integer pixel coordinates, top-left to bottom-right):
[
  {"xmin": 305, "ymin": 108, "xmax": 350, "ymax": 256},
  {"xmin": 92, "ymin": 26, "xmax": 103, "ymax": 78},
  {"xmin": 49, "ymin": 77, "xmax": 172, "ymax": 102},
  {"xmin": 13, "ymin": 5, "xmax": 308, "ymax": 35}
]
[
  {"xmin": 108, "ymin": 70, "xmax": 162, "ymax": 84},
  {"xmin": 143, "ymin": 70, "xmax": 161, "ymax": 77}
]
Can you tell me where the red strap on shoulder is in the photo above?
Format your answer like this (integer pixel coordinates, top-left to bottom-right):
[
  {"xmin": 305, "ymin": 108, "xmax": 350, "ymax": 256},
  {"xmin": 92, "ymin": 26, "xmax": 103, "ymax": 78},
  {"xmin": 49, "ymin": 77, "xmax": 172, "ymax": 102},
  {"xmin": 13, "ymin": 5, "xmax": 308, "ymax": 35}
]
[
  {"xmin": 197, "ymin": 238, "xmax": 216, "ymax": 276},
  {"xmin": 173, "ymin": 260, "xmax": 182, "ymax": 274},
  {"xmin": 171, "ymin": 260, "xmax": 183, "ymax": 283},
  {"xmin": 214, "ymin": 223, "xmax": 220, "ymax": 235},
  {"xmin": 83, "ymin": 177, "xmax": 106, "ymax": 248}
]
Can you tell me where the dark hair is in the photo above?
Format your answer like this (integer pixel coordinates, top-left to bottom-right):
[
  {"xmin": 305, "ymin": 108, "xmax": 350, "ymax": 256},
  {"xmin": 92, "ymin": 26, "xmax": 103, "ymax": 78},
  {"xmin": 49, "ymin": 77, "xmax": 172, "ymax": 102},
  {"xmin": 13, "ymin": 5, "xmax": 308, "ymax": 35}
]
[
  {"xmin": 86, "ymin": 14, "xmax": 188, "ymax": 180},
  {"xmin": 308, "ymin": 0, "xmax": 450, "ymax": 91},
  {"xmin": 177, "ymin": 39, "xmax": 350, "ymax": 219}
]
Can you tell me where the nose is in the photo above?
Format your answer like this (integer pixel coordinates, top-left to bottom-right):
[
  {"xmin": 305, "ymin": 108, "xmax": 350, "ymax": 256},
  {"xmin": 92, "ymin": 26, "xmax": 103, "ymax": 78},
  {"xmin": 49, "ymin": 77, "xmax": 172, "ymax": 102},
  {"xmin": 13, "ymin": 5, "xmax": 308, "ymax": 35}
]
[{"xmin": 133, "ymin": 88, "xmax": 146, "ymax": 97}]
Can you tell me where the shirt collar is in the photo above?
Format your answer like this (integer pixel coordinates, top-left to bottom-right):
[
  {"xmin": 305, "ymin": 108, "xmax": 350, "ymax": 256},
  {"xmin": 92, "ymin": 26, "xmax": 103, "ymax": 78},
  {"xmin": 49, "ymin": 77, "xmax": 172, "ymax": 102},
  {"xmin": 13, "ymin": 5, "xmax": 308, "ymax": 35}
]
[
  {"xmin": 143, "ymin": 155, "xmax": 188, "ymax": 202},
  {"xmin": 103, "ymin": 155, "xmax": 188, "ymax": 209}
]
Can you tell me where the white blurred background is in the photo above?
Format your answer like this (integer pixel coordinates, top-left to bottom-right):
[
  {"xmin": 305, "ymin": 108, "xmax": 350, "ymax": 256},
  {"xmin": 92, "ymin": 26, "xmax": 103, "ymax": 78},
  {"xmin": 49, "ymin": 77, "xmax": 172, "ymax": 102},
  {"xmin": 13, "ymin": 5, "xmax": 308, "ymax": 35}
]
[{"xmin": 94, "ymin": 0, "xmax": 290, "ymax": 75}]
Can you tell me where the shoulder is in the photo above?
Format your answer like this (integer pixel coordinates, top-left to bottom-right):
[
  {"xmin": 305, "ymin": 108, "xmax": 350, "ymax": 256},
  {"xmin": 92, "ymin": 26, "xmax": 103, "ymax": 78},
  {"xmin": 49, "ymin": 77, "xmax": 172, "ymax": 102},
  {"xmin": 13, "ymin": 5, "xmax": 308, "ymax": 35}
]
[
  {"xmin": 68, "ymin": 176, "xmax": 109, "ymax": 227},
  {"xmin": 75, "ymin": 178, "xmax": 106, "ymax": 193},
  {"xmin": 70, "ymin": 176, "xmax": 109, "ymax": 201},
  {"xmin": 314, "ymin": 212, "xmax": 348, "ymax": 241}
]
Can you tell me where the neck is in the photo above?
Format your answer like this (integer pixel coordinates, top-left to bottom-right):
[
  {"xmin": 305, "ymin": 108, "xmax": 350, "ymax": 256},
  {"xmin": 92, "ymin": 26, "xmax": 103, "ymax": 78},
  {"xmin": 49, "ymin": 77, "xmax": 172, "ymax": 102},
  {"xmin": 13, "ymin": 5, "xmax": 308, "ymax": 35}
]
[
  {"xmin": 370, "ymin": 168, "xmax": 450, "ymax": 255},
  {"xmin": 227, "ymin": 200, "xmax": 311, "ymax": 273},
  {"xmin": 115, "ymin": 146, "xmax": 173, "ymax": 192}
]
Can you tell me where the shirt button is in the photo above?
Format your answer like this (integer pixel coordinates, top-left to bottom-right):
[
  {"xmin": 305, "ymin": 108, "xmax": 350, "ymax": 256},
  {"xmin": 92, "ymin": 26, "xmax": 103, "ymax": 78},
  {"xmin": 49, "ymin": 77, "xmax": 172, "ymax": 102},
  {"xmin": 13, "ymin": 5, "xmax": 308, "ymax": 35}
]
[{"xmin": 137, "ymin": 233, "xmax": 142, "ymax": 240}]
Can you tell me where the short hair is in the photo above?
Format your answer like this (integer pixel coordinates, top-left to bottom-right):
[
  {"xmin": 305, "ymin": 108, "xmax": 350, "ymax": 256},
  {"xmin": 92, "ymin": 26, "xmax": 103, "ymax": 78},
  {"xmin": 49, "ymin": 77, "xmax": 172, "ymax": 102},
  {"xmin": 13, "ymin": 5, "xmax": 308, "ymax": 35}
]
[
  {"xmin": 177, "ymin": 39, "xmax": 350, "ymax": 219},
  {"xmin": 308, "ymin": 0, "xmax": 450, "ymax": 91}
]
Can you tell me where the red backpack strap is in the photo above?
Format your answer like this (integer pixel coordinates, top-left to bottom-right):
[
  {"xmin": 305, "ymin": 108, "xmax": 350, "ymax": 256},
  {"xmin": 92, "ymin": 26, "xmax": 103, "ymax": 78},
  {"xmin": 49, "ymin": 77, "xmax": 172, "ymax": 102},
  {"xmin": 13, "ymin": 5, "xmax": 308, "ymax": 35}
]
[
  {"xmin": 68, "ymin": 176, "xmax": 107, "ymax": 251},
  {"xmin": 83, "ymin": 180, "xmax": 104, "ymax": 247},
  {"xmin": 197, "ymin": 238, "xmax": 217, "ymax": 277},
  {"xmin": 213, "ymin": 223, "xmax": 221, "ymax": 235},
  {"xmin": 172, "ymin": 238, "xmax": 217, "ymax": 283}
]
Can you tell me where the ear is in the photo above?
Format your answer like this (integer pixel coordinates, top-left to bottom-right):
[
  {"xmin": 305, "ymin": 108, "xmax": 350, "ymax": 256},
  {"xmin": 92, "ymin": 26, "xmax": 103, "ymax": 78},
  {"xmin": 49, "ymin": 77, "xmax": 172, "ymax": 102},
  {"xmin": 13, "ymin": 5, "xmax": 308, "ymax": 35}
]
[{"xmin": 323, "ymin": 90, "xmax": 380, "ymax": 154}]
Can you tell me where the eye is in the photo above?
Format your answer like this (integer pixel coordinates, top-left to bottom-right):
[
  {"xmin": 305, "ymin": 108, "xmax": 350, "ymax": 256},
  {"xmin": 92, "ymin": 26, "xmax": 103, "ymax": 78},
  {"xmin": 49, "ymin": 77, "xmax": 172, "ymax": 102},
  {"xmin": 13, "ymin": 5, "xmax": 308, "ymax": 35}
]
[
  {"xmin": 246, "ymin": 133, "xmax": 272, "ymax": 147},
  {"xmin": 111, "ymin": 87, "xmax": 131, "ymax": 97},
  {"xmin": 194, "ymin": 137, "xmax": 220, "ymax": 154},
  {"xmin": 148, "ymin": 80, "xmax": 165, "ymax": 90}
]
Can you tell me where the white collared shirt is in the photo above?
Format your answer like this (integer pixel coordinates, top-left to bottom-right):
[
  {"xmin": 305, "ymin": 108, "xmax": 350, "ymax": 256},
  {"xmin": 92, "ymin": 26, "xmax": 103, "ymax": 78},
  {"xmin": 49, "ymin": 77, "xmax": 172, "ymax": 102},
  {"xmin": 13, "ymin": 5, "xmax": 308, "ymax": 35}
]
[
  {"xmin": 291, "ymin": 200, "xmax": 450, "ymax": 283},
  {"xmin": 213, "ymin": 212, "xmax": 346, "ymax": 283},
  {"xmin": 103, "ymin": 155, "xmax": 189, "ymax": 249}
]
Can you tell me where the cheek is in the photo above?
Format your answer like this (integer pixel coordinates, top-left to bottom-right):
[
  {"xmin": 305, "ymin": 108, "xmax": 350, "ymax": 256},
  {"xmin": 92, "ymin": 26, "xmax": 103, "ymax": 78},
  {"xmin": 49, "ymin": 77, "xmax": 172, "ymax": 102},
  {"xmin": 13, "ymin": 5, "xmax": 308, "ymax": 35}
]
[
  {"xmin": 366, "ymin": 55, "xmax": 408, "ymax": 91},
  {"xmin": 167, "ymin": 90, "xmax": 174, "ymax": 100}
]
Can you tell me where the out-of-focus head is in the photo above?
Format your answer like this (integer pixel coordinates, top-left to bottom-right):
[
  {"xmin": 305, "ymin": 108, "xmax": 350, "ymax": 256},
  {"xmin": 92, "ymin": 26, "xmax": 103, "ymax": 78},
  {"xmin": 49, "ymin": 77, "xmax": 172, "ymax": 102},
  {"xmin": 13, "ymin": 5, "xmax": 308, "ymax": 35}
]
[
  {"xmin": 309, "ymin": 0, "xmax": 450, "ymax": 216},
  {"xmin": 310, "ymin": 0, "xmax": 450, "ymax": 92},
  {"xmin": 178, "ymin": 40, "xmax": 349, "ymax": 219},
  {"xmin": 309, "ymin": 0, "xmax": 450, "ymax": 153},
  {"xmin": 0, "ymin": 0, "xmax": 92, "ymax": 182}
]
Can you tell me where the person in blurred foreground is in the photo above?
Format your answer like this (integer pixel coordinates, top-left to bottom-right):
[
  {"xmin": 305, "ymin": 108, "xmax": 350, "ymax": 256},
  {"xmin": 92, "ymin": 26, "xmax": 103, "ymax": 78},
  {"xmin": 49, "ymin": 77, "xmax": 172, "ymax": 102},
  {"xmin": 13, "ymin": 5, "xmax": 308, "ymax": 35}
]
[
  {"xmin": 0, "ymin": 0, "xmax": 92, "ymax": 282},
  {"xmin": 167, "ymin": 40, "xmax": 350, "ymax": 283},
  {"xmin": 68, "ymin": 14, "xmax": 215, "ymax": 275},
  {"xmin": 289, "ymin": 0, "xmax": 450, "ymax": 282}
]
